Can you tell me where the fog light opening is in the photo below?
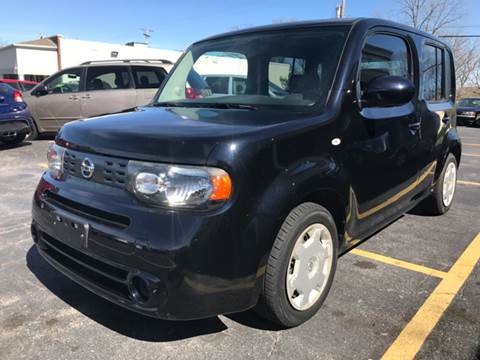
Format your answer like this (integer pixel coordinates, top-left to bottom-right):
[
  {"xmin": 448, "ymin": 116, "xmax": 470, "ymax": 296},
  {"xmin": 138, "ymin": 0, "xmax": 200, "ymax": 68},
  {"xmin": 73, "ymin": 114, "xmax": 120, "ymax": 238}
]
[
  {"xmin": 31, "ymin": 225, "xmax": 38, "ymax": 243},
  {"xmin": 130, "ymin": 276, "xmax": 151, "ymax": 303}
]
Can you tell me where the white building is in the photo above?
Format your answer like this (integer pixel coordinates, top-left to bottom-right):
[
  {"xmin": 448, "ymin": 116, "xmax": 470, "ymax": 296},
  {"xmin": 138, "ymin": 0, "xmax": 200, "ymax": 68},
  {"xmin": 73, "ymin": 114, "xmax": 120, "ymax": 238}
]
[{"xmin": 0, "ymin": 35, "xmax": 182, "ymax": 82}]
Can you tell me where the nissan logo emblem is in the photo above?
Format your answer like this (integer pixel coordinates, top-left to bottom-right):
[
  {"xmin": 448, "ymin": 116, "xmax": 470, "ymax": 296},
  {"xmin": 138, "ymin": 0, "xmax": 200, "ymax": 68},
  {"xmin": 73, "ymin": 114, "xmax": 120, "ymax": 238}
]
[{"xmin": 81, "ymin": 158, "xmax": 95, "ymax": 179}]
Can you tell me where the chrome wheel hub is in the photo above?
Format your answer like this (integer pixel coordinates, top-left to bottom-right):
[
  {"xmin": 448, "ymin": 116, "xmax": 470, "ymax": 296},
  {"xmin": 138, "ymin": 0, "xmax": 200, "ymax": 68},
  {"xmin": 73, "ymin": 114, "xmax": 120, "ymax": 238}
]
[
  {"xmin": 442, "ymin": 162, "xmax": 457, "ymax": 207},
  {"xmin": 286, "ymin": 223, "xmax": 334, "ymax": 311}
]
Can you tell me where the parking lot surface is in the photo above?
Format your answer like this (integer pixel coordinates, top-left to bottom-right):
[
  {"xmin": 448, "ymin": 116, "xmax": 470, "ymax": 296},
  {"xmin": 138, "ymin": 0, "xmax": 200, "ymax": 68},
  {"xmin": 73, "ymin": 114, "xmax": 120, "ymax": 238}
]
[{"xmin": 1, "ymin": 127, "xmax": 479, "ymax": 360}]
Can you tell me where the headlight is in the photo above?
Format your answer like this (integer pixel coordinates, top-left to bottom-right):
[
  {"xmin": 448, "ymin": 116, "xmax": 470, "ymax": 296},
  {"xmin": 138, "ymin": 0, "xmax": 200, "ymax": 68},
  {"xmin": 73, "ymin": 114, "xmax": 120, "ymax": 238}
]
[
  {"xmin": 47, "ymin": 143, "xmax": 65, "ymax": 179},
  {"xmin": 127, "ymin": 161, "xmax": 232, "ymax": 209},
  {"xmin": 462, "ymin": 111, "xmax": 476, "ymax": 117}
]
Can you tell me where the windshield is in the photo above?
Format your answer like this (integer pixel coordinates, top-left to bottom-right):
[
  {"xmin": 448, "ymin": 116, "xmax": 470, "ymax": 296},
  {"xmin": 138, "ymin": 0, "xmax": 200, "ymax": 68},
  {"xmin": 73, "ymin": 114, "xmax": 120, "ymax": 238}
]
[
  {"xmin": 156, "ymin": 26, "xmax": 349, "ymax": 111},
  {"xmin": 458, "ymin": 98, "xmax": 480, "ymax": 107}
]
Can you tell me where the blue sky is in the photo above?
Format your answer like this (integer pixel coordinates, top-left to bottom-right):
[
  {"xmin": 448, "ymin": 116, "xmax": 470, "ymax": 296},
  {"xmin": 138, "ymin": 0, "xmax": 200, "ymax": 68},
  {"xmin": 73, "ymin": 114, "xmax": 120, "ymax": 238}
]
[{"xmin": 0, "ymin": 0, "xmax": 479, "ymax": 50}]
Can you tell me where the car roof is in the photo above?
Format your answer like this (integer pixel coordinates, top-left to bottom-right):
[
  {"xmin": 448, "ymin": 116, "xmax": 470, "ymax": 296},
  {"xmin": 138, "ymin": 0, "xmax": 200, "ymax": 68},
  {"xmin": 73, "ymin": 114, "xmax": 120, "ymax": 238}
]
[
  {"xmin": 195, "ymin": 18, "xmax": 447, "ymax": 46},
  {"xmin": 80, "ymin": 59, "xmax": 172, "ymax": 66}
]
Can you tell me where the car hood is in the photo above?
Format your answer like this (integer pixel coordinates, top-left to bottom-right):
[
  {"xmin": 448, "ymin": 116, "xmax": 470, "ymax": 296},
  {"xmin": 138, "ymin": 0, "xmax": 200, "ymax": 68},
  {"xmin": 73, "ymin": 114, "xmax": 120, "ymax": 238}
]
[
  {"xmin": 57, "ymin": 106, "xmax": 309, "ymax": 164},
  {"xmin": 457, "ymin": 106, "xmax": 480, "ymax": 113}
]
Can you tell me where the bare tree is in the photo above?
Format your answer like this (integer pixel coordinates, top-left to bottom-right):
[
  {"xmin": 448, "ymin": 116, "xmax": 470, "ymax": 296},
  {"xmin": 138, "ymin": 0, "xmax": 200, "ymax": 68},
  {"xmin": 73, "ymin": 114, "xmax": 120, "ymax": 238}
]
[
  {"xmin": 397, "ymin": 0, "xmax": 479, "ymax": 90},
  {"xmin": 448, "ymin": 37, "xmax": 479, "ymax": 88},
  {"xmin": 398, "ymin": 0, "xmax": 463, "ymax": 35}
]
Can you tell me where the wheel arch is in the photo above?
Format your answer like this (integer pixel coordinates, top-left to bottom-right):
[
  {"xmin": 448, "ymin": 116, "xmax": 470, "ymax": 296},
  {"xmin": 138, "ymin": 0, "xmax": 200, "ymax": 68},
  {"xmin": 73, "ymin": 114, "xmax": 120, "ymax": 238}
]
[{"xmin": 295, "ymin": 188, "xmax": 348, "ymax": 250}]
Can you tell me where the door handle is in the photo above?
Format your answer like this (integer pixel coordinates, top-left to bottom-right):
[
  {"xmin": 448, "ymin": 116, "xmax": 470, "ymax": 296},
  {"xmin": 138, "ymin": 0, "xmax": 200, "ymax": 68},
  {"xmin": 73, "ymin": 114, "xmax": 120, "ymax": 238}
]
[
  {"xmin": 408, "ymin": 121, "xmax": 421, "ymax": 129},
  {"xmin": 68, "ymin": 95, "xmax": 79, "ymax": 100},
  {"xmin": 82, "ymin": 94, "xmax": 92, "ymax": 99}
]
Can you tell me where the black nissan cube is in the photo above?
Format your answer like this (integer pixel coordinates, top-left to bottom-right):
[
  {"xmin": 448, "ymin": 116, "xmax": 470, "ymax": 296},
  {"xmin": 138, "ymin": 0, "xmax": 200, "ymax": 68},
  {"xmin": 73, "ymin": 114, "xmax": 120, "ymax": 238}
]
[{"xmin": 32, "ymin": 18, "xmax": 461, "ymax": 327}]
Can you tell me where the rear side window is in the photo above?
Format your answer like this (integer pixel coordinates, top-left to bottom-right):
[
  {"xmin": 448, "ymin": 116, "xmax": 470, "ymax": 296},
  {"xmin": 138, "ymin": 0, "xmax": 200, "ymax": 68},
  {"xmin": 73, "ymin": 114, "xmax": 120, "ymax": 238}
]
[
  {"xmin": 422, "ymin": 45, "xmax": 445, "ymax": 101},
  {"xmin": 86, "ymin": 66, "xmax": 131, "ymax": 91},
  {"xmin": 359, "ymin": 34, "xmax": 410, "ymax": 97},
  {"xmin": 132, "ymin": 66, "xmax": 167, "ymax": 89}
]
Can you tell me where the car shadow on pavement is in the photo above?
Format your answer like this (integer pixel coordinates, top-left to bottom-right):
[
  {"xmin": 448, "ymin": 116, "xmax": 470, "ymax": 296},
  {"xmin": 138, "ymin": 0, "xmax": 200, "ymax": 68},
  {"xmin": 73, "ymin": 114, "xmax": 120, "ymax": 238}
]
[
  {"xmin": 26, "ymin": 245, "xmax": 229, "ymax": 342},
  {"xmin": 0, "ymin": 141, "xmax": 32, "ymax": 151}
]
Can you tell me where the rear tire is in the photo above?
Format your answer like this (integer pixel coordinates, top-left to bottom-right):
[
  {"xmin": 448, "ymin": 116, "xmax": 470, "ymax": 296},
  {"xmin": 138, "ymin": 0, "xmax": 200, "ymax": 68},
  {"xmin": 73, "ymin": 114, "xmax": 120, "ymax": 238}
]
[
  {"xmin": 421, "ymin": 154, "xmax": 457, "ymax": 215},
  {"xmin": 256, "ymin": 202, "xmax": 338, "ymax": 327},
  {"xmin": 26, "ymin": 120, "xmax": 39, "ymax": 140}
]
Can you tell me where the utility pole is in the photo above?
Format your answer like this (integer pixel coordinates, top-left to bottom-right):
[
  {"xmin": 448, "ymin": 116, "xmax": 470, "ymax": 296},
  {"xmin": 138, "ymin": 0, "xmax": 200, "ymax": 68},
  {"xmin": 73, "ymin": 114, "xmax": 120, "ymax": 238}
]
[
  {"xmin": 140, "ymin": 28, "xmax": 154, "ymax": 44},
  {"xmin": 336, "ymin": 0, "xmax": 346, "ymax": 19}
]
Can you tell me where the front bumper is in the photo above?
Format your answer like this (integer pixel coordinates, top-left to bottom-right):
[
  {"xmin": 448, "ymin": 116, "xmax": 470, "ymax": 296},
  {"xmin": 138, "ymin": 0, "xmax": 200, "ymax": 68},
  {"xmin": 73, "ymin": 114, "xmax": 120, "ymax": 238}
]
[
  {"xmin": 457, "ymin": 115, "xmax": 479, "ymax": 126},
  {"xmin": 32, "ymin": 173, "xmax": 263, "ymax": 320}
]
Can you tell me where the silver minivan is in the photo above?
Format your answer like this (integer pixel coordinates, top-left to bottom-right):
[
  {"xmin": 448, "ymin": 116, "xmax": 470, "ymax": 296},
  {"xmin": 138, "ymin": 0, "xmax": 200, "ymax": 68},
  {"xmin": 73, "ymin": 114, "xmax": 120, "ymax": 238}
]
[{"xmin": 24, "ymin": 59, "xmax": 172, "ymax": 138}]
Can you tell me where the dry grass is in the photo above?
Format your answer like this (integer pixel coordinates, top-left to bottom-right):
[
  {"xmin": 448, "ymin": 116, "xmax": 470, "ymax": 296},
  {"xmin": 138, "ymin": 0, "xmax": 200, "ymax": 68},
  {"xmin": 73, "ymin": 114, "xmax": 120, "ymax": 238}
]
[{"xmin": 458, "ymin": 87, "xmax": 480, "ymax": 99}]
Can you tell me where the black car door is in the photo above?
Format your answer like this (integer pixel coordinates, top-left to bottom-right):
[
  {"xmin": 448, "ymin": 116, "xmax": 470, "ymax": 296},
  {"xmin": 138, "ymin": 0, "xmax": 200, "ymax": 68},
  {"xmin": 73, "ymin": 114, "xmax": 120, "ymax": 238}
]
[
  {"xmin": 345, "ymin": 30, "xmax": 423, "ymax": 239},
  {"xmin": 415, "ymin": 40, "xmax": 456, "ymax": 192}
]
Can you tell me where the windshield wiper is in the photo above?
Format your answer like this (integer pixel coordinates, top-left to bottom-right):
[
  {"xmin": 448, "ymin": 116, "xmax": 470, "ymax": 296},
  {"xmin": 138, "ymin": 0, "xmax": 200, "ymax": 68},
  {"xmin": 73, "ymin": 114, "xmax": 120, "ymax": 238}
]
[
  {"xmin": 154, "ymin": 102, "xmax": 190, "ymax": 108},
  {"xmin": 155, "ymin": 102, "xmax": 257, "ymax": 110},
  {"xmin": 192, "ymin": 103, "xmax": 257, "ymax": 110}
]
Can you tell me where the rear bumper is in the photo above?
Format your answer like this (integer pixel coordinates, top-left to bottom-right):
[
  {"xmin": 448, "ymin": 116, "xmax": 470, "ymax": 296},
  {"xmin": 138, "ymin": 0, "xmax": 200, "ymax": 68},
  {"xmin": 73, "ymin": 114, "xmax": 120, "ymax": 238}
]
[
  {"xmin": 31, "ymin": 174, "xmax": 262, "ymax": 320},
  {"xmin": 0, "ymin": 112, "xmax": 32, "ymax": 137}
]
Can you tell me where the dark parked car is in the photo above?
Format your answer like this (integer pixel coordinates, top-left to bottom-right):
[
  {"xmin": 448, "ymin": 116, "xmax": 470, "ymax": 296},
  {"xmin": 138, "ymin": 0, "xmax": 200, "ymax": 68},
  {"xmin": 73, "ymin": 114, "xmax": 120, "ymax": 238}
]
[
  {"xmin": 31, "ymin": 18, "xmax": 461, "ymax": 327},
  {"xmin": 456, "ymin": 98, "xmax": 480, "ymax": 126},
  {"xmin": 0, "ymin": 83, "xmax": 33, "ymax": 145}
]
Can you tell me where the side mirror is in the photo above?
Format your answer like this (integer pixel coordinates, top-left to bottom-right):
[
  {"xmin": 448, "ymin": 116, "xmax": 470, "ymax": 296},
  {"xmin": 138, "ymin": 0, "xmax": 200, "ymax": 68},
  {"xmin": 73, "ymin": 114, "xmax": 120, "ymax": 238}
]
[
  {"xmin": 364, "ymin": 75, "xmax": 415, "ymax": 108},
  {"xmin": 33, "ymin": 85, "xmax": 48, "ymax": 96}
]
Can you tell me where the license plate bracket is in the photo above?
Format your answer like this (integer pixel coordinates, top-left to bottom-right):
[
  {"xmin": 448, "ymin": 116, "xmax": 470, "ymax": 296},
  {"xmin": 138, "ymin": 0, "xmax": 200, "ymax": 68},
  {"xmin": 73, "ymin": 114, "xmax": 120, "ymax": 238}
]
[{"xmin": 50, "ymin": 209, "xmax": 90, "ymax": 250}]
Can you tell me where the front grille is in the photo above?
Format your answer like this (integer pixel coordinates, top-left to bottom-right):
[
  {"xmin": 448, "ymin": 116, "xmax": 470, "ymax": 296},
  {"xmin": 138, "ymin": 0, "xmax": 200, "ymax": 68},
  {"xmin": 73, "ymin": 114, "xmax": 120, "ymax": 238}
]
[
  {"xmin": 63, "ymin": 150, "xmax": 128, "ymax": 188},
  {"xmin": 45, "ymin": 191, "xmax": 130, "ymax": 229},
  {"xmin": 40, "ymin": 232, "xmax": 131, "ymax": 300}
]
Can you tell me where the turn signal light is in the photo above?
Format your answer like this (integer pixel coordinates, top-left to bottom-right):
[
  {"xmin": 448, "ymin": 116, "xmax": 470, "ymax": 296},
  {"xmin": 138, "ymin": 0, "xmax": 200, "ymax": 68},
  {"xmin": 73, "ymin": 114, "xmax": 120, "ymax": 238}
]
[{"xmin": 210, "ymin": 173, "xmax": 232, "ymax": 201}]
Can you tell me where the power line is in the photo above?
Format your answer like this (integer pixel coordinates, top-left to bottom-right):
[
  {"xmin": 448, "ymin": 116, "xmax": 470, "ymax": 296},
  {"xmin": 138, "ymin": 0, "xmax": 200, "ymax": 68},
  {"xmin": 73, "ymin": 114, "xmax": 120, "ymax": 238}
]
[
  {"xmin": 439, "ymin": 35, "xmax": 480, "ymax": 38},
  {"xmin": 443, "ymin": 25, "xmax": 480, "ymax": 28}
]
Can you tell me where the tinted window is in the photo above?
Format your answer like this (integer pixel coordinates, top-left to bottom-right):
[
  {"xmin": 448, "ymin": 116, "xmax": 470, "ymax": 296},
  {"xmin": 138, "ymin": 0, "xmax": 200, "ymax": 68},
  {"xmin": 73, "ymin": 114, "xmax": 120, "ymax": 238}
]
[
  {"xmin": 7, "ymin": 82, "xmax": 22, "ymax": 91},
  {"xmin": 458, "ymin": 99, "xmax": 480, "ymax": 107},
  {"xmin": 23, "ymin": 83, "xmax": 37, "ymax": 91},
  {"xmin": 232, "ymin": 77, "xmax": 247, "ymax": 95},
  {"xmin": 132, "ymin": 66, "xmax": 167, "ymax": 89},
  {"xmin": 86, "ymin": 66, "xmax": 130, "ymax": 91},
  {"xmin": 268, "ymin": 57, "xmax": 307, "ymax": 97},
  {"xmin": 360, "ymin": 34, "xmax": 410, "ymax": 97},
  {"xmin": 422, "ymin": 45, "xmax": 445, "ymax": 101},
  {"xmin": 204, "ymin": 76, "xmax": 230, "ymax": 94},
  {"xmin": 193, "ymin": 52, "xmax": 247, "ymax": 96},
  {"xmin": 44, "ymin": 68, "xmax": 82, "ymax": 94}
]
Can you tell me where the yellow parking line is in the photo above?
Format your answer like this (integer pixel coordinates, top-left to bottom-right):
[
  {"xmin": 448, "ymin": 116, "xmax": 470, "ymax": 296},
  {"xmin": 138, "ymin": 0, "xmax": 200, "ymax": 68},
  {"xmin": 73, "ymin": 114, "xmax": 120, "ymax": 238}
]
[
  {"xmin": 463, "ymin": 153, "xmax": 480, "ymax": 157},
  {"xmin": 457, "ymin": 180, "xmax": 480, "ymax": 187},
  {"xmin": 382, "ymin": 233, "xmax": 480, "ymax": 360},
  {"xmin": 350, "ymin": 248, "xmax": 447, "ymax": 279},
  {"xmin": 38, "ymin": 163, "xmax": 48, "ymax": 169},
  {"xmin": 464, "ymin": 143, "xmax": 480, "ymax": 147}
]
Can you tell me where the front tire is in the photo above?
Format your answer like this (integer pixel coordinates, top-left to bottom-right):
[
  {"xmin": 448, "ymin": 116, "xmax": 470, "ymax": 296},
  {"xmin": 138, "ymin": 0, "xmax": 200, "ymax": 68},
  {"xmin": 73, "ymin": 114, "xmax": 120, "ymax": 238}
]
[{"xmin": 256, "ymin": 203, "xmax": 338, "ymax": 327}]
